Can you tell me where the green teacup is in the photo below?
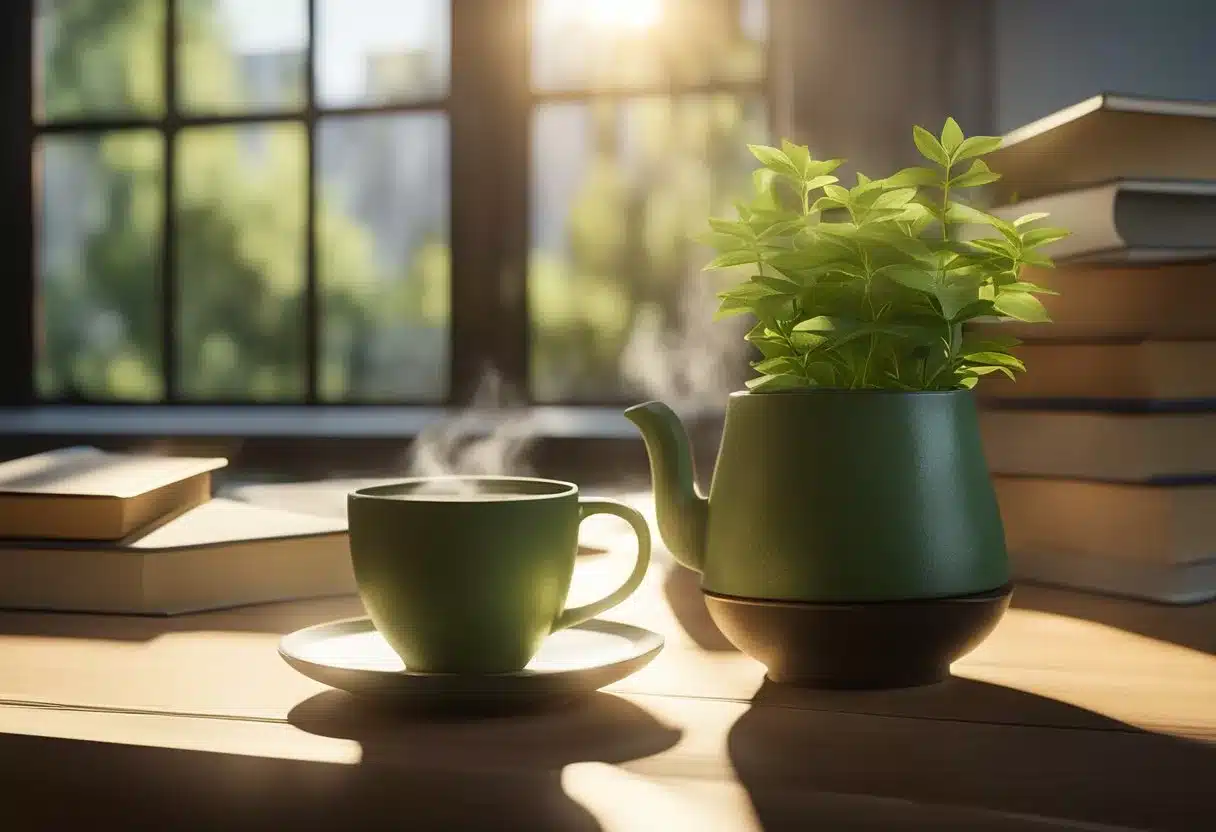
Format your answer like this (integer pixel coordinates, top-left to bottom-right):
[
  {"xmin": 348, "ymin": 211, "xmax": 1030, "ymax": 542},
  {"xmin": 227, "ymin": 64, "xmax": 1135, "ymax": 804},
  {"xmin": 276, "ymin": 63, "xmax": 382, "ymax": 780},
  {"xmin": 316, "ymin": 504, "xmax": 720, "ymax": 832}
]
[{"xmin": 347, "ymin": 476, "xmax": 652, "ymax": 674}]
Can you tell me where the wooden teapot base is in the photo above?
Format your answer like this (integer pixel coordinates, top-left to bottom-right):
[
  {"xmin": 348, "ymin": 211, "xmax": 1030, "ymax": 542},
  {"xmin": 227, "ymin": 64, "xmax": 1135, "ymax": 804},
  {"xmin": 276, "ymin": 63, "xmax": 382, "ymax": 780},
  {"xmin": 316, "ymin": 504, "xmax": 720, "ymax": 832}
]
[{"xmin": 703, "ymin": 584, "xmax": 1013, "ymax": 689}]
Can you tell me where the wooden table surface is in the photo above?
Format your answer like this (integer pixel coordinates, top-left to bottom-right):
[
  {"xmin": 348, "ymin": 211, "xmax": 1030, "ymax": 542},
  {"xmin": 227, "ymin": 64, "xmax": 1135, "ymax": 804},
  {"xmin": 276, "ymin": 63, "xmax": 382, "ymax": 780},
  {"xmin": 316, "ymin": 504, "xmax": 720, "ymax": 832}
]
[{"xmin": 0, "ymin": 490, "xmax": 1213, "ymax": 830}]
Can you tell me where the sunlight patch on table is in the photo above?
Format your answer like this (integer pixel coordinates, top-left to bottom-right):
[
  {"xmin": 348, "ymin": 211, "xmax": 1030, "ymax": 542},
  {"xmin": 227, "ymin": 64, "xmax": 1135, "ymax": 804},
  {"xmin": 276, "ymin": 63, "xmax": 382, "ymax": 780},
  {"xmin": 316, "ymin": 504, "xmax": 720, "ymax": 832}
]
[{"xmin": 956, "ymin": 608, "xmax": 1216, "ymax": 742}]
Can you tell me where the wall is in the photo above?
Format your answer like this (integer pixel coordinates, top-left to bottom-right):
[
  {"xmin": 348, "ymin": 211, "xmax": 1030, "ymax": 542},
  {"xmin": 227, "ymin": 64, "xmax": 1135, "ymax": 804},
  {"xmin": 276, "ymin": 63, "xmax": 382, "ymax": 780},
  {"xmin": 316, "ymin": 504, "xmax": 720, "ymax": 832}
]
[{"xmin": 995, "ymin": 0, "xmax": 1216, "ymax": 132}]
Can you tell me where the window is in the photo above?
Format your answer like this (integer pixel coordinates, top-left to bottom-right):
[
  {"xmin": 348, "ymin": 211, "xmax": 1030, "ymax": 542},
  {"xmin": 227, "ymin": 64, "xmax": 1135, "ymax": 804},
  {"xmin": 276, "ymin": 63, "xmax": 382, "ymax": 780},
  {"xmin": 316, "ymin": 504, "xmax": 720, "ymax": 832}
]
[{"xmin": 4, "ymin": 0, "xmax": 770, "ymax": 409}]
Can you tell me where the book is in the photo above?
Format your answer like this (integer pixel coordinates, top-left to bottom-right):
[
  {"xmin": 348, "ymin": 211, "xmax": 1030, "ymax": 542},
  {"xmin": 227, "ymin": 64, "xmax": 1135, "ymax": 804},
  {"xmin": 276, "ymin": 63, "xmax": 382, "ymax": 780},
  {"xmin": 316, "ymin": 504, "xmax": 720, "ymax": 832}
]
[
  {"xmin": 978, "ymin": 341, "xmax": 1216, "ymax": 406},
  {"xmin": 0, "ymin": 447, "xmax": 227, "ymax": 540},
  {"xmin": 987, "ymin": 179, "xmax": 1216, "ymax": 264},
  {"xmin": 1012, "ymin": 549, "xmax": 1216, "ymax": 605},
  {"xmin": 967, "ymin": 261, "xmax": 1216, "ymax": 341},
  {"xmin": 979, "ymin": 411, "xmax": 1216, "ymax": 483},
  {"xmin": 995, "ymin": 476, "xmax": 1216, "ymax": 573},
  {"xmin": 0, "ymin": 498, "xmax": 354, "ymax": 615},
  {"xmin": 985, "ymin": 93, "xmax": 1216, "ymax": 204}
]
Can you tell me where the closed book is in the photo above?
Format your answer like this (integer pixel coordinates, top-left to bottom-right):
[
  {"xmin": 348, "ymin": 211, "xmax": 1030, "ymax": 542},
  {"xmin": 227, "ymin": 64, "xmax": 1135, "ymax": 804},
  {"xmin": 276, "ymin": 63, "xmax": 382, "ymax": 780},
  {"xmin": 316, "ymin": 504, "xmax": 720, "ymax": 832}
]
[
  {"xmin": 0, "ymin": 498, "xmax": 354, "ymax": 615},
  {"xmin": 987, "ymin": 179, "xmax": 1216, "ymax": 265},
  {"xmin": 967, "ymin": 261, "xmax": 1216, "ymax": 341},
  {"xmin": 1012, "ymin": 550, "xmax": 1216, "ymax": 605},
  {"xmin": 985, "ymin": 93, "xmax": 1216, "ymax": 204},
  {"xmin": 979, "ymin": 411, "xmax": 1216, "ymax": 483},
  {"xmin": 978, "ymin": 341, "xmax": 1216, "ymax": 406},
  {"xmin": 0, "ymin": 447, "xmax": 227, "ymax": 540},
  {"xmin": 995, "ymin": 477, "xmax": 1216, "ymax": 567}
]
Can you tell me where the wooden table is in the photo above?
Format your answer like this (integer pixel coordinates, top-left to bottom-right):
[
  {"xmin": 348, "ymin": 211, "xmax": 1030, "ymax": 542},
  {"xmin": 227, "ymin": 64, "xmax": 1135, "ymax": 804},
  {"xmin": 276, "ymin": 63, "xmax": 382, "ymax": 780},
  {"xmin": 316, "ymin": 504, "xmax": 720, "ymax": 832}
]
[{"xmin": 0, "ymin": 492, "xmax": 1213, "ymax": 830}]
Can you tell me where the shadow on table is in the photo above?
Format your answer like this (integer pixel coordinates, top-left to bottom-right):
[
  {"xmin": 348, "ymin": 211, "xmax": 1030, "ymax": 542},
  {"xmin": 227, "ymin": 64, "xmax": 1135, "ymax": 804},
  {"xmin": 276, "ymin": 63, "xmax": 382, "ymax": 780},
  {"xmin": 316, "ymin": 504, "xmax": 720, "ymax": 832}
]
[
  {"xmin": 286, "ymin": 689, "xmax": 683, "ymax": 831},
  {"xmin": 662, "ymin": 562, "xmax": 737, "ymax": 652},
  {"xmin": 728, "ymin": 677, "xmax": 1216, "ymax": 831},
  {"xmin": 1011, "ymin": 582, "xmax": 1216, "ymax": 657},
  {"xmin": 0, "ymin": 692, "xmax": 680, "ymax": 832}
]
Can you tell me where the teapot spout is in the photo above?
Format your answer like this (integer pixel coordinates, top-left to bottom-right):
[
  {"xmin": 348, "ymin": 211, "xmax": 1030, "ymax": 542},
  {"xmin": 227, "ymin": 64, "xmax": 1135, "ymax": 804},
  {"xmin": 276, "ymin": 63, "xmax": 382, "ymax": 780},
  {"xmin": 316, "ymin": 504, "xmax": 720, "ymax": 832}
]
[{"xmin": 624, "ymin": 401, "xmax": 708, "ymax": 574}]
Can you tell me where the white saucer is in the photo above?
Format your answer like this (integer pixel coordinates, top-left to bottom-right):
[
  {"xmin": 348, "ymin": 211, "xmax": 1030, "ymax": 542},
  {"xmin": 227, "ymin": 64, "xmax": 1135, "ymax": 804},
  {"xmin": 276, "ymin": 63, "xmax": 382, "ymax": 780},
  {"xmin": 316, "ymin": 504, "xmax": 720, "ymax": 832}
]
[{"xmin": 279, "ymin": 617, "xmax": 664, "ymax": 704}]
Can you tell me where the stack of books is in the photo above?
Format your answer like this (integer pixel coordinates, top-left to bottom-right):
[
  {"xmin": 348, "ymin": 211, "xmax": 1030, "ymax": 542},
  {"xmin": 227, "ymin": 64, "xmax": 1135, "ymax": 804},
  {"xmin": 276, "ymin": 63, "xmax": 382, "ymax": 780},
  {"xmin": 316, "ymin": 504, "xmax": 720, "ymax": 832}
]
[
  {"xmin": 974, "ymin": 93, "xmax": 1216, "ymax": 604},
  {"xmin": 0, "ymin": 447, "xmax": 354, "ymax": 614}
]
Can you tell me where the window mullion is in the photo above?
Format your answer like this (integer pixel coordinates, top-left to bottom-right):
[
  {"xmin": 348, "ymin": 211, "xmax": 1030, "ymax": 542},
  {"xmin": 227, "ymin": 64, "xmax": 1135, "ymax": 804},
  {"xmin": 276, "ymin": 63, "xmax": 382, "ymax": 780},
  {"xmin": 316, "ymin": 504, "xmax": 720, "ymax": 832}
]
[
  {"xmin": 304, "ymin": 0, "xmax": 319, "ymax": 402},
  {"xmin": 162, "ymin": 0, "xmax": 180, "ymax": 400},
  {"xmin": 447, "ymin": 0, "xmax": 531, "ymax": 405},
  {"xmin": 0, "ymin": 0, "xmax": 34, "ymax": 405}
]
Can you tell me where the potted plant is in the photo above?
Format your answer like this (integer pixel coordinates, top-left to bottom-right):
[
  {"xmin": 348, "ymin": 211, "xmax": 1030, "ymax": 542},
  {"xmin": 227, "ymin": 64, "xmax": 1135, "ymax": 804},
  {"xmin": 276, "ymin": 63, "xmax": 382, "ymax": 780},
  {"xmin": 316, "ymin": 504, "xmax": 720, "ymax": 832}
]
[{"xmin": 626, "ymin": 119, "xmax": 1068, "ymax": 688}]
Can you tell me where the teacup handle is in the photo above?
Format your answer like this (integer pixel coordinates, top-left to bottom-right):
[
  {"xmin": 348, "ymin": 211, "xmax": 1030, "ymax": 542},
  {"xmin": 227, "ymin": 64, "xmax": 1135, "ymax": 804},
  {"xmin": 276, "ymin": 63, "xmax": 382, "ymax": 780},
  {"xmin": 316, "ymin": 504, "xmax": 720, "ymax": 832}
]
[{"xmin": 551, "ymin": 498, "xmax": 652, "ymax": 632}]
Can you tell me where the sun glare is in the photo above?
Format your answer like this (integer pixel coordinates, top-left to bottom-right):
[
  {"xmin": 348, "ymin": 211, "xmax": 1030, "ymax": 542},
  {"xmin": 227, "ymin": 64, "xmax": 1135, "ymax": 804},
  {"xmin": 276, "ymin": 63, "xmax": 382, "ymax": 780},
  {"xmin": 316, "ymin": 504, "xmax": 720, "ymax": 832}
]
[{"xmin": 584, "ymin": 0, "xmax": 663, "ymax": 31}]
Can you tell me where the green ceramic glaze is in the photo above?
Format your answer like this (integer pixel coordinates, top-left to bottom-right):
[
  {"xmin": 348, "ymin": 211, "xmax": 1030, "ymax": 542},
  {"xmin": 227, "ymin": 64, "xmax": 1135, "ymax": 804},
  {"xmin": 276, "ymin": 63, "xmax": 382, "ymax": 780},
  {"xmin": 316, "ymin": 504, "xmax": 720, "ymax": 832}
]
[
  {"xmin": 625, "ymin": 390, "xmax": 1008, "ymax": 602},
  {"xmin": 347, "ymin": 477, "xmax": 651, "ymax": 674}
]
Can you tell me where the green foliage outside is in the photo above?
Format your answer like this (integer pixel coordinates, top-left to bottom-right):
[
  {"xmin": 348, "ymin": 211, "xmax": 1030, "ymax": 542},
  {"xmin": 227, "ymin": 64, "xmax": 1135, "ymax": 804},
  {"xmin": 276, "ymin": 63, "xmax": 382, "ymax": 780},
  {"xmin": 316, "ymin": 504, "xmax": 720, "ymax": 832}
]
[
  {"xmin": 703, "ymin": 119, "xmax": 1071, "ymax": 392},
  {"xmin": 37, "ymin": 0, "xmax": 448, "ymax": 402}
]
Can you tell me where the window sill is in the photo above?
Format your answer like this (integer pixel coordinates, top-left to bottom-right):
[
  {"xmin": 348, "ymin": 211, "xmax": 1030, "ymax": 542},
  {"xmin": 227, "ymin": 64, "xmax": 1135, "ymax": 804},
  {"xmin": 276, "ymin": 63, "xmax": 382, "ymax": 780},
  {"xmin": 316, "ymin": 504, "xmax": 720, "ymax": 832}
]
[{"xmin": 0, "ymin": 405, "xmax": 652, "ymax": 440}]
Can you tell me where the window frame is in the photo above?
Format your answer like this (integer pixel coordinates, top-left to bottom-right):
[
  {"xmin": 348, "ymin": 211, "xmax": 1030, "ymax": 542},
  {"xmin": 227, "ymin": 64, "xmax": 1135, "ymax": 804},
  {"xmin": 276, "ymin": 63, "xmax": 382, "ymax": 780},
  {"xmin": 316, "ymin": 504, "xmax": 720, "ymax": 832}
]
[{"xmin": 0, "ymin": 0, "xmax": 771, "ymax": 414}]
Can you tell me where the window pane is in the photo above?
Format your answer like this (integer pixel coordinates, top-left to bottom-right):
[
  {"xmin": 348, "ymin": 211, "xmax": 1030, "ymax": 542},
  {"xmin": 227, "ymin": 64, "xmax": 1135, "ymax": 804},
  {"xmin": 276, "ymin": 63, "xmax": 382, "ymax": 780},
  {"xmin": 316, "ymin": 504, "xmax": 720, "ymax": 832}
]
[
  {"xmin": 317, "ymin": 0, "xmax": 450, "ymax": 108},
  {"xmin": 530, "ymin": 95, "xmax": 766, "ymax": 402},
  {"xmin": 177, "ymin": 0, "xmax": 307, "ymax": 114},
  {"xmin": 36, "ymin": 131, "xmax": 164, "ymax": 401},
  {"xmin": 35, "ymin": 0, "xmax": 166, "ymax": 121},
  {"xmin": 176, "ymin": 123, "xmax": 307, "ymax": 400},
  {"xmin": 317, "ymin": 113, "xmax": 449, "ymax": 401},
  {"xmin": 532, "ymin": 0, "xmax": 767, "ymax": 91}
]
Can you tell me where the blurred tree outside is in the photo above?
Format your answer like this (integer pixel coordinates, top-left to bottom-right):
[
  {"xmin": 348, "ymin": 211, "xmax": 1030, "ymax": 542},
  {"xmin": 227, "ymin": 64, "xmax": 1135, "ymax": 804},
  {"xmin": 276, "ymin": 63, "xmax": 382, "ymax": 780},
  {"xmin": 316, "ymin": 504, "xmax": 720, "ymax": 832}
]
[
  {"xmin": 35, "ymin": 0, "xmax": 764, "ymax": 404},
  {"xmin": 528, "ymin": 0, "xmax": 769, "ymax": 401},
  {"xmin": 36, "ymin": 0, "xmax": 449, "ymax": 402}
]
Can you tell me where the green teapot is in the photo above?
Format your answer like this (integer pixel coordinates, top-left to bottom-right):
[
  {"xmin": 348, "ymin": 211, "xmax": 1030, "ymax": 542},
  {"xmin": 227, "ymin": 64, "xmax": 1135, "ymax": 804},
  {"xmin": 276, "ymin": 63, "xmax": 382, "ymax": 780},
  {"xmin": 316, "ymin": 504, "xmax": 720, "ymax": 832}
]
[{"xmin": 625, "ymin": 389, "xmax": 1010, "ymax": 603}]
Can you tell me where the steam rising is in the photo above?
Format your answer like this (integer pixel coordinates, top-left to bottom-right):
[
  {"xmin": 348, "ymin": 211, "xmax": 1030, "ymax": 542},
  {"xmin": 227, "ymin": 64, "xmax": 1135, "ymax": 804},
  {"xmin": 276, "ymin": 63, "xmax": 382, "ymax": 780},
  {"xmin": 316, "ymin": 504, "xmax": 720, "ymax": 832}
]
[
  {"xmin": 620, "ymin": 271, "xmax": 748, "ymax": 420},
  {"xmin": 406, "ymin": 369, "xmax": 540, "ymax": 494},
  {"xmin": 406, "ymin": 273, "xmax": 746, "ymax": 484}
]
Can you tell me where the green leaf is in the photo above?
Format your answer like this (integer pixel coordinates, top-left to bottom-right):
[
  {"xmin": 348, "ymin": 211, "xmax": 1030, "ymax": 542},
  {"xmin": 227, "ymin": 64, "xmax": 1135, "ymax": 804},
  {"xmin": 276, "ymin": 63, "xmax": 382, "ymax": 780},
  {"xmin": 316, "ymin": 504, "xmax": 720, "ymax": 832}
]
[
  {"xmin": 1021, "ymin": 248, "xmax": 1056, "ymax": 268},
  {"xmin": 966, "ymin": 351, "xmax": 1026, "ymax": 371},
  {"xmin": 940, "ymin": 117, "xmax": 964, "ymax": 154},
  {"xmin": 789, "ymin": 330, "xmax": 829, "ymax": 351},
  {"xmin": 950, "ymin": 299, "xmax": 999, "ymax": 322},
  {"xmin": 965, "ymin": 237, "xmax": 1017, "ymax": 257},
  {"xmin": 913, "ymin": 125, "xmax": 949, "ymax": 166},
  {"xmin": 751, "ymin": 337, "xmax": 793, "ymax": 359},
  {"xmin": 954, "ymin": 135, "xmax": 1003, "ymax": 161},
  {"xmin": 823, "ymin": 184, "xmax": 850, "ymax": 203},
  {"xmin": 1020, "ymin": 227, "xmax": 1071, "ymax": 248},
  {"xmin": 1013, "ymin": 211, "xmax": 1050, "ymax": 227},
  {"xmin": 748, "ymin": 144, "xmax": 802, "ymax": 180},
  {"xmin": 753, "ymin": 274, "xmax": 802, "ymax": 294},
  {"xmin": 781, "ymin": 139, "xmax": 812, "ymax": 176},
  {"xmin": 810, "ymin": 195, "xmax": 848, "ymax": 212},
  {"xmin": 707, "ymin": 218, "xmax": 753, "ymax": 238},
  {"xmin": 1000, "ymin": 281, "xmax": 1059, "ymax": 295},
  {"xmin": 757, "ymin": 218, "xmax": 806, "ymax": 240},
  {"xmin": 714, "ymin": 297, "xmax": 753, "ymax": 320},
  {"xmin": 803, "ymin": 174, "xmax": 839, "ymax": 191},
  {"xmin": 960, "ymin": 335, "xmax": 1021, "ymax": 354},
  {"xmin": 705, "ymin": 249, "xmax": 760, "ymax": 269},
  {"xmin": 934, "ymin": 285, "xmax": 979, "ymax": 320},
  {"xmin": 792, "ymin": 315, "xmax": 850, "ymax": 333},
  {"xmin": 993, "ymin": 291, "xmax": 1050, "ymax": 322},
  {"xmin": 808, "ymin": 159, "xmax": 845, "ymax": 174},
  {"xmin": 872, "ymin": 187, "xmax": 918, "ymax": 209},
  {"xmin": 874, "ymin": 264, "xmax": 936, "ymax": 292},
  {"xmin": 944, "ymin": 200, "xmax": 1002, "ymax": 227},
  {"xmin": 951, "ymin": 159, "xmax": 1002, "ymax": 188},
  {"xmin": 753, "ymin": 356, "xmax": 802, "ymax": 375},
  {"xmin": 958, "ymin": 376, "xmax": 980, "ymax": 389},
  {"xmin": 884, "ymin": 166, "xmax": 941, "ymax": 187},
  {"xmin": 746, "ymin": 373, "xmax": 807, "ymax": 392},
  {"xmin": 962, "ymin": 363, "xmax": 1018, "ymax": 381}
]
